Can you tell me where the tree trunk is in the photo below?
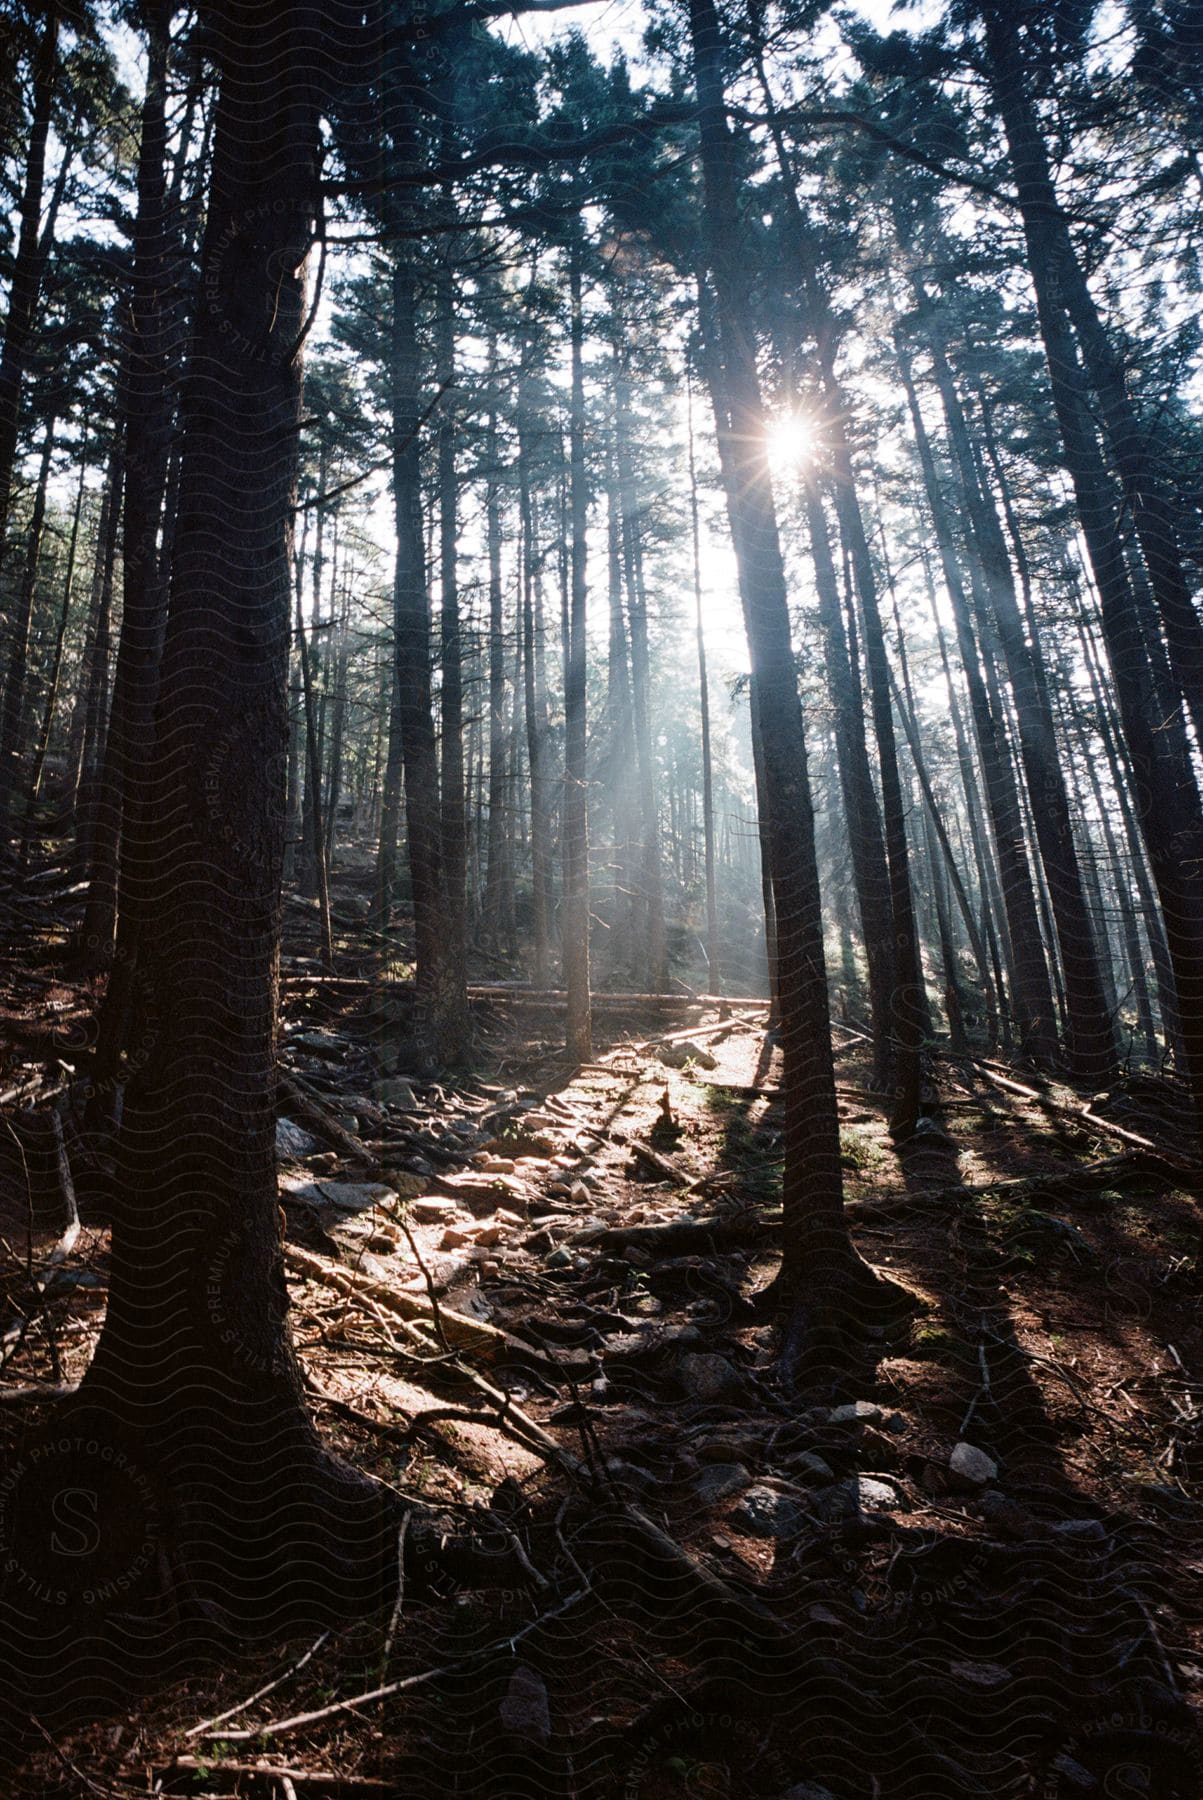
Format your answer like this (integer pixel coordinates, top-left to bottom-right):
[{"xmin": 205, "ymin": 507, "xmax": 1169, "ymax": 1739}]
[
  {"xmin": 51, "ymin": 3, "xmax": 389, "ymax": 1655},
  {"xmin": 920, "ymin": 308, "xmax": 1116, "ymax": 1079},
  {"xmin": 563, "ymin": 243, "xmax": 592, "ymax": 1060},
  {"xmin": 899, "ymin": 347, "xmax": 1058, "ymax": 1063},
  {"xmin": 0, "ymin": 6, "xmax": 57, "ymax": 581},
  {"xmin": 689, "ymin": 0, "xmax": 904, "ymax": 1359},
  {"xmin": 687, "ymin": 368, "xmax": 722, "ymax": 999}
]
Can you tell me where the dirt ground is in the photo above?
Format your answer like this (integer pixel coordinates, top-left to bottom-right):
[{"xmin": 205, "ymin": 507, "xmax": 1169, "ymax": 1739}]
[{"xmin": 1, "ymin": 875, "xmax": 1201, "ymax": 1798}]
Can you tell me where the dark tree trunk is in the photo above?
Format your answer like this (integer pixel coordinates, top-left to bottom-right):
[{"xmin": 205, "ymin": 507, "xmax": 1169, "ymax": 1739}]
[
  {"xmin": 921, "ymin": 310, "xmax": 1116, "ymax": 1079},
  {"xmin": 984, "ymin": 28, "xmax": 1203, "ymax": 1136},
  {"xmin": 689, "ymin": 0, "xmax": 905, "ymax": 1360},
  {"xmin": 563, "ymin": 243, "xmax": 592, "ymax": 1060},
  {"xmin": 34, "ymin": 5, "xmax": 391, "ymax": 1667},
  {"xmin": 801, "ymin": 468, "xmax": 896, "ymax": 1089},
  {"xmin": 687, "ymin": 370, "xmax": 721, "ymax": 999},
  {"xmin": 899, "ymin": 348, "xmax": 1058, "ymax": 1063},
  {"xmin": 981, "ymin": 0, "xmax": 1203, "ymax": 755},
  {"xmin": 0, "ymin": 6, "xmax": 57, "ymax": 581}
]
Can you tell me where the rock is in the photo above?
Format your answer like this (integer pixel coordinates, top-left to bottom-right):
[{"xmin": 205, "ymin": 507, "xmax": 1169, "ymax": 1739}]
[
  {"xmin": 1051, "ymin": 1517, "xmax": 1107, "ymax": 1541},
  {"xmin": 410, "ymin": 1196, "xmax": 460, "ymax": 1223},
  {"xmin": 856, "ymin": 1476, "xmax": 901, "ymax": 1510},
  {"xmin": 276, "ymin": 1118, "xmax": 321, "ymax": 1159},
  {"xmin": 949, "ymin": 1441, "xmax": 998, "ymax": 1487},
  {"xmin": 791, "ymin": 1452, "xmax": 835, "ymax": 1484},
  {"xmin": 498, "ymin": 1663, "xmax": 551, "ymax": 1744},
  {"xmin": 546, "ymin": 1248, "xmax": 573, "ymax": 1270},
  {"xmin": 675, "ymin": 1352, "xmax": 749, "ymax": 1404},
  {"xmin": 949, "ymin": 1659, "xmax": 1011, "ymax": 1689},
  {"xmin": 656, "ymin": 1040, "xmax": 718, "ymax": 1070},
  {"xmin": 977, "ymin": 1490, "xmax": 1040, "ymax": 1539},
  {"xmin": 811, "ymin": 1475, "xmax": 899, "ymax": 1520},
  {"xmin": 694, "ymin": 1463, "xmax": 752, "ymax": 1505},
  {"xmin": 290, "ymin": 1030, "xmax": 348, "ymax": 1059},
  {"xmin": 286, "ymin": 1180, "xmax": 394, "ymax": 1214},
  {"xmin": 568, "ymin": 1180, "xmax": 591, "ymax": 1205},
  {"xmin": 442, "ymin": 1223, "xmax": 482, "ymax": 1250},
  {"xmin": 776, "ymin": 1785, "xmax": 838, "ymax": 1800},
  {"xmin": 373, "ymin": 1076, "xmax": 418, "ymax": 1109},
  {"xmin": 482, "ymin": 1157, "xmax": 516, "ymax": 1174},
  {"xmin": 733, "ymin": 1485, "xmax": 807, "ymax": 1539},
  {"xmin": 828, "ymin": 1400, "xmax": 883, "ymax": 1427}
]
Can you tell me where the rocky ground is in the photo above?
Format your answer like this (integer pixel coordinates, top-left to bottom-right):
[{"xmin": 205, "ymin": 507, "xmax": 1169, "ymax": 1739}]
[{"xmin": 1, "ymin": 871, "xmax": 1201, "ymax": 1797}]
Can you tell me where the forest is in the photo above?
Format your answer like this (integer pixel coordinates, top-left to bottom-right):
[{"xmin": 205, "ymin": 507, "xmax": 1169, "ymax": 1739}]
[{"xmin": 0, "ymin": 0, "xmax": 1200, "ymax": 1794}]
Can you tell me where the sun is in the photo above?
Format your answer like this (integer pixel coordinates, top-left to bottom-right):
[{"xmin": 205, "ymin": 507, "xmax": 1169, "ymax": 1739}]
[{"xmin": 765, "ymin": 410, "xmax": 814, "ymax": 471}]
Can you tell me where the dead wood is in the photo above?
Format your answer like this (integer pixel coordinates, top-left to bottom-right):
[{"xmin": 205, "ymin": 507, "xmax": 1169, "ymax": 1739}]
[{"xmin": 283, "ymin": 1243, "xmax": 503, "ymax": 1361}]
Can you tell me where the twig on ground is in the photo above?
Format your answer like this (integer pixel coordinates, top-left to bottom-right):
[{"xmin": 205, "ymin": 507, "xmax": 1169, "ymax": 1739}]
[
  {"xmin": 184, "ymin": 1631, "xmax": 331, "ymax": 1738},
  {"xmin": 204, "ymin": 1588, "xmax": 588, "ymax": 1741}
]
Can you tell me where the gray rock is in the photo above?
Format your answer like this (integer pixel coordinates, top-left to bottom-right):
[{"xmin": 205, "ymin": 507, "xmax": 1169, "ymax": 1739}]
[
  {"xmin": 289, "ymin": 1180, "xmax": 395, "ymax": 1214},
  {"xmin": 829, "ymin": 1400, "xmax": 883, "ymax": 1427},
  {"xmin": 373, "ymin": 1075, "xmax": 418, "ymax": 1108},
  {"xmin": 776, "ymin": 1786, "xmax": 838, "ymax": 1800},
  {"xmin": 656, "ymin": 1039, "xmax": 718, "ymax": 1070},
  {"xmin": 856, "ymin": 1476, "xmax": 901, "ymax": 1510},
  {"xmin": 499, "ymin": 1663, "xmax": 551, "ymax": 1744},
  {"xmin": 791, "ymin": 1452, "xmax": 835, "ymax": 1484},
  {"xmin": 949, "ymin": 1441, "xmax": 998, "ymax": 1486},
  {"xmin": 694, "ymin": 1462, "xmax": 752, "ymax": 1505},
  {"xmin": 1051, "ymin": 1517, "xmax": 1107, "ymax": 1540},
  {"xmin": 676, "ymin": 1351, "xmax": 749, "ymax": 1403},
  {"xmin": 276, "ymin": 1118, "xmax": 321, "ymax": 1159},
  {"xmin": 733, "ymin": 1484, "xmax": 808, "ymax": 1539}
]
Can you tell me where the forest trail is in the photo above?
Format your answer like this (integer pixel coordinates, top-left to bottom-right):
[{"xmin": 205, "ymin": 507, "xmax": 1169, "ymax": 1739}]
[{"xmin": 1, "ymin": 877, "xmax": 1199, "ymax": 1798}]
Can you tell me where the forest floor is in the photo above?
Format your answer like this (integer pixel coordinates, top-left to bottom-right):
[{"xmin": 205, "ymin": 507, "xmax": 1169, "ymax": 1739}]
[{"xmin": 1, "ymin": 856, "xmax": 1202, "ymax": 1797}]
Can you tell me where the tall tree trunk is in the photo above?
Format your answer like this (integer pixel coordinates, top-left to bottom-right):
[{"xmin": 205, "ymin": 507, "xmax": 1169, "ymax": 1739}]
[
  {"xmin": 981, "ymin": 0, "xmax": 1203, "ymax": 755},
  {"xmin": 801, "ymin": 467, "xmax": 897, "ymax": 1089},
  {"xmin": 899, "ymin": 348, "xmax": 1058, "ymax": 1063},
  {"xmin": 0, "ymin": 6, "xmax": 57, "ymax": 584},
  {"xmin": 687, "ymin": 368, "xmax": 722, "ymax": 999},
  {"xmin": 434, "ymin": 250, "xmax": 469, "ymax": 1057},
  {"xmin": 920, "ymin": 307, "xmax": 1116, "ymax": 1079},
  {"xmin": 563, "ymin": 242, "xmax": 592, "ymax": 1060},
  {"xmin": 519, "ymin": 383, "xmax": 550, "ymax": 991},
  {"xmin": 613, "ymin": 331, "xmax": 667, "ymax": 991},
  {"xmin": 58, "ymin": 3, "xmax": 388, "ymax": 1650},
  {"xmin": 0, "ymin": 413, "xmax": 56, "ymax": 839},
  {"xmin": 81, "ymin": 0, "xmax": 175, "ymax": 966},
  {"xmin": 689, "ymin": 0, "xmax": 905, "ymax": 1359},
  {"xmin": 481, "ymin": 379, "xmax": 512, "ymax": 948},
  {"xmin": 983, "ymin": 26, "xmax": 1203, "ymax": 1136}
]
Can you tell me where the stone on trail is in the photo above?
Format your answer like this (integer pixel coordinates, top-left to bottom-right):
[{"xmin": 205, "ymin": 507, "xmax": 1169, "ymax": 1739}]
[
  {"xmin": 410, "ymin": 1196, "xmax": 460, "ymax": 1223},
  {"xmin": 828, "ymin": 1400, "xmax": 883, "ymax": 1426},
  {"xmin": 499, "ymin": 1663, "xmax": 551, "ymax": 1744},
  {"xmin": 732, "ymin": 1484, "xmax": 808, "ymax": 1539},
  {"xmin": 675, "ymin": 1351, "xmax": 749, "ymax": 1403},
  {"xmin": 949, "ymin": 1441, "xmax": 998, "ymax": 1486},
  {"xmin": 372, "ymin": 1075, "xmax": 418, "ymax": 1109},
  {"xmin": 656, "ymin": 1039, "xmax": 717, "ymax": 1070},
  {"xmin": 276, "ymin": 1118, "xmax": 321, "ymax": 1159},
  {"xmin": 693, "ymin": 1462, "xmax": 752, "ymax": 1505},
  {"xmin": 283, "ymin": 1178, "xmax": 394, "ymax": 1213}
]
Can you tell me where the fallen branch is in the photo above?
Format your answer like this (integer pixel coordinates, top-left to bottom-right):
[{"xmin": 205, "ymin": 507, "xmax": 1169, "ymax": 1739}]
[
  {"xmin": 184, "ymin": 1630, "xmax": 331, "ymax": 1737},
  {"xmin": 283, "ymin": 1243, "xmax": 503, "ymax": 1361},
  {"xmin": 204, "ymin": 1588, "xmax": 588, "ymax": 1740},
  {"xmin": 628, "ymin": 1138, "xmax": 692, "ymax": 1187}
]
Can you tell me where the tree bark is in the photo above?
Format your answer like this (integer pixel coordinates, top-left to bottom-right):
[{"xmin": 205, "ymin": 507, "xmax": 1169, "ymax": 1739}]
[
  {"xmin": 59, "ymin": 2, "xmax": 389, "ymax": 1647},
  {"xmin": 563, "ymin": 242, "xmax": 592, "ymax": 1060}
]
